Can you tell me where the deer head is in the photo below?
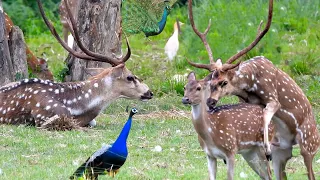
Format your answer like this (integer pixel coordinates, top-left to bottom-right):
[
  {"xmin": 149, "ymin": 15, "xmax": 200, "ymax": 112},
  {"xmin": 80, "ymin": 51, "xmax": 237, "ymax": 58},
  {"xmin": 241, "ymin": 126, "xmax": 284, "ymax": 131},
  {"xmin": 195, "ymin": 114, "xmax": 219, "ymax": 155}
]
[
  {"xmin": 4, "ymin": 12, "xmax": 54, "ymax": 80},
  {"xmin": 182, "ymin": 72, "xmax": 212, "ymax": 106},
  {"xmin": 186, "ymin": 0, "xmax": 273, "ymax": 107}
]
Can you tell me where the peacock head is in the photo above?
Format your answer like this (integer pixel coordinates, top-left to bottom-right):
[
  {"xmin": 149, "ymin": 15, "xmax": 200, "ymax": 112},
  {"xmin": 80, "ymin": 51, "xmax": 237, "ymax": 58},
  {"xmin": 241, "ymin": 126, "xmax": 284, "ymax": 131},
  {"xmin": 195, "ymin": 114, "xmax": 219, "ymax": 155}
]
[{"xmin": 129, "ymin": 108, "xmax": 138, "ymax": 117}]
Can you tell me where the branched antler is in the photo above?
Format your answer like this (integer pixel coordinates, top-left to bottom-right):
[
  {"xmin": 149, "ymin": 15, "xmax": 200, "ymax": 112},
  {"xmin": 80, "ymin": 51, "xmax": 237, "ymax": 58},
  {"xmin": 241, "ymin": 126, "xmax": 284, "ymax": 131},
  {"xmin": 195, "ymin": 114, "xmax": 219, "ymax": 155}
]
[{"xmin": 226, "ymin": 0, "xmax": 273, "ymax": 64}]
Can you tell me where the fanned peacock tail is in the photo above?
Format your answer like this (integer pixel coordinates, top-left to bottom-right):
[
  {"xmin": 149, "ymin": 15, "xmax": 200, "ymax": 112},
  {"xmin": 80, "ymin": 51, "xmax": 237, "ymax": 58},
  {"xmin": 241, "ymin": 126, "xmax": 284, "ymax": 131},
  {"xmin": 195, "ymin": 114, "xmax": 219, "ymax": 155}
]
[{"xmin": 122, "ymin": 0, "xmax": 178, "ymax": 36}]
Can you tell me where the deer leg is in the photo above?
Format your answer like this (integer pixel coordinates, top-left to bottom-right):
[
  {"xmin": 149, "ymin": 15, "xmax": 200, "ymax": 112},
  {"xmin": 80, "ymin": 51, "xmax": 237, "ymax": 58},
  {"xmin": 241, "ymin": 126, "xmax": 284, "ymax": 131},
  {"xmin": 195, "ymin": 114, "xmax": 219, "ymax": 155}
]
[
  {"xmin": 271, "ymin": 145, "xmax": 292, "ymax": 180},
  {"xmin": 298, "ymin": 123, "xmax": 319, "ymax": 180},
  {"xmin": 263, "ymin": 101, "xmax": 280, "ymax": 155},
  {"xmin": 206, "ymin": 155, "xmax": 217, "ymax": 180},
  {"xmin": 300, "ymin": 152, "xmax": 315, "ymax": 180},
  {"xmin": 226, "ymin": 154, "xmax": 235, "ymax": 180},
  {"xmin": 242, "ymin": 147, "xmax": 271, "ymax": 180}
]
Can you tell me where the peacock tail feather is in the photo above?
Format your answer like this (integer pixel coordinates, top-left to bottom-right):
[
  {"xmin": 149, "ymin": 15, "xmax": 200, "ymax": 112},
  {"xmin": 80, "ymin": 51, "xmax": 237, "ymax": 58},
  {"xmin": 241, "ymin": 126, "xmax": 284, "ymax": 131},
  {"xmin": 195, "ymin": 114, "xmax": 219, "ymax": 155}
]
[{"xmin": 122, "ymin": 0, "xmax": 178, "ymax": 36}]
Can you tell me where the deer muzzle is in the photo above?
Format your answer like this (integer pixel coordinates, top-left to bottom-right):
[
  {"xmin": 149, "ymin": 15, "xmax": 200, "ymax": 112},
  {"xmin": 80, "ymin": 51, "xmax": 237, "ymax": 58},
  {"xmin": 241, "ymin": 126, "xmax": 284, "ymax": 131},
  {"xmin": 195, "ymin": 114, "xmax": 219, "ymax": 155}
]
[
  {"xmin": 141, "ymin": 90, "xmax": 153, "ymax": 101},
  {"xmin": 206, "ymin": 98, "xmax": 217, "ymax": 111},
  {"xmin": 181, "ymin": 97, "xmax": 190, "ymax": 105}
]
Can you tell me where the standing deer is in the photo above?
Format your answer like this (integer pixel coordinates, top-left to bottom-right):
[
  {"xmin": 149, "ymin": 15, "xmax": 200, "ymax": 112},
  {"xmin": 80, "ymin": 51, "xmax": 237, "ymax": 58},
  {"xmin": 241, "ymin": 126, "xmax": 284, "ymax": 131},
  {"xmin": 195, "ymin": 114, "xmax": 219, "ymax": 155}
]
[
  {"xmin": 182, "ymin": 72, "xmax": 273, "ymax": 180},
  {"xmin": 59, "ymin": 0, "xmax": 78, "ymax": 43},
  {"xmin": 186, "ymin": 0, "xmax": 319, "ymax": 179},
  {"xmin": 4, "ymin": 12, "xmax": 54, "ymax": 80},
  {"xmin": 0, "ymin": 0, "xmax": 153, "ymax": 127}
]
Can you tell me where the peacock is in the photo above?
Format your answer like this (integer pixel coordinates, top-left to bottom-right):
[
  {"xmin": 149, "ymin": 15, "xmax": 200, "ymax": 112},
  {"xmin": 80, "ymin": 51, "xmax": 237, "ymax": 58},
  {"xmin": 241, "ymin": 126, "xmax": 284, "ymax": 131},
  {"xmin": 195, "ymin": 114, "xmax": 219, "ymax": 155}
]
[
  {"xmin": 122, "ymin": 0, "xmax": 178, "ymax": 37},
  {"xmin": 70, "ymin": 108, "xmax": 138, "ymax": 179}
]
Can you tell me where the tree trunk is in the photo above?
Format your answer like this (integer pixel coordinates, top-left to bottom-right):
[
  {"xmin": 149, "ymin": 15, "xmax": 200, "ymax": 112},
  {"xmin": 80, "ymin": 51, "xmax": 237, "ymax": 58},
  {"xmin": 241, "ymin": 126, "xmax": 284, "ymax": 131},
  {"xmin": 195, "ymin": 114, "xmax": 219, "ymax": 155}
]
[
  {"xmin": 8, "ymin": 26, "xmax": 28, "ymax": 81},
  {"xmin": 66, "ymin": 0, "xmax": 122, "ymax": 81},
  {"xmin": 0, "ymin": 1, "xmax": 14, "ymax": 86}
]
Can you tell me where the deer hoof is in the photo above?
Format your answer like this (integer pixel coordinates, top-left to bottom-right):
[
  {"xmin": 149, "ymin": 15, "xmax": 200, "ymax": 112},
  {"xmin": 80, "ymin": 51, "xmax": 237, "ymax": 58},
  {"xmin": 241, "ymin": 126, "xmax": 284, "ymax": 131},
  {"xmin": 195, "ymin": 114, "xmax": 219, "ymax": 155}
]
[{"xmin": 88, "ymin": 119, "xmax": 97, "ymax": 127}]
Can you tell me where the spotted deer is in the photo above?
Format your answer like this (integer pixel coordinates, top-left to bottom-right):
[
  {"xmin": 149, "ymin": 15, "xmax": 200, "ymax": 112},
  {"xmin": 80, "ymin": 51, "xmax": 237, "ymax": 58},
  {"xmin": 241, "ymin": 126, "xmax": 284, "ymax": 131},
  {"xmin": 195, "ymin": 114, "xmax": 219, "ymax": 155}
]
[
  {"xmin": 182, "ymin": 72, "xmax": 274, "ymax": 180},
  {"xmin": 0, "ymin": 0, "xmax": 153, "ymax": 127},
  {"xmin": 4, "ymin": 12, "xmax": 54, "ymax": 80},
  {"xmin": 59, "ymin": 0, "xmax": 78, "ymax": 43},
  {"xmin": 186, "ymin": 0, "xmax": 319, "ymax": 179}
]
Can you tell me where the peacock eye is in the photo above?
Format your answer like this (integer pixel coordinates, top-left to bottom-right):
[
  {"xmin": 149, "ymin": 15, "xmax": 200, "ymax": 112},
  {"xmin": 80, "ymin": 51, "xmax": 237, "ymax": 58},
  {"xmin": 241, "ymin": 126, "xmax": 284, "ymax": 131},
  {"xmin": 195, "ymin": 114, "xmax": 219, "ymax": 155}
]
[
  {"xmin": 196, "ymin": 87, "xmax": 201, "ymax": 91},
  {"xmin": 127, "ymin": 75, "xmax": 134, "ymax": 81}
]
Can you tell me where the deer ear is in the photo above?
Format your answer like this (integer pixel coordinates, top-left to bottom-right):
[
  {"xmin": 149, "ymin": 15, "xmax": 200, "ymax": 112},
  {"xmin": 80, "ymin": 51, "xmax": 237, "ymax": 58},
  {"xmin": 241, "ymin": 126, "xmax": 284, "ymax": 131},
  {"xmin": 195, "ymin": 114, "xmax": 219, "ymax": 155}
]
[
  {"xmin": 204, "ymin": 72, "xmax": 213, "ymax": 82},
  {"xmin": 111, "ymin": 64, "xmax": 125, "ymax": 78},
  {"xmin": 187, "ymin": 72, "xmax": 196, "ymax": 81},
  {"xmin": 216, "ymin": 59, "xmax": 223, "ymax": 68}
]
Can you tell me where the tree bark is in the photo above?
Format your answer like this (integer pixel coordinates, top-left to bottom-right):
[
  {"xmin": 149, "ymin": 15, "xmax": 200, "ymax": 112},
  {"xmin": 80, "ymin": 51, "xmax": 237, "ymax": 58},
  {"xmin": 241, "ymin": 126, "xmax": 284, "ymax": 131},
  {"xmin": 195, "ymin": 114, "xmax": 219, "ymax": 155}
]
[
  {"xmin": 0, "ymin": 1, "xmax": 14, "ymax": 86},
  {"xmin": 66, "ymin": 0, "xmax": 122, "ymax": 81},
  {"xmin": 8, "ymin": 26, "xmax": 28, "ymax": 81}
]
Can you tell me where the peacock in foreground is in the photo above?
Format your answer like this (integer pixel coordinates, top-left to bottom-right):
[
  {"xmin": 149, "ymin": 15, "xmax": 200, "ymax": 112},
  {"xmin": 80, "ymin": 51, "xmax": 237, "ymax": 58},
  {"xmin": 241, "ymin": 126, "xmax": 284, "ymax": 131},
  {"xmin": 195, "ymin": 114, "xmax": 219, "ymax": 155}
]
[
  {"xmin": 70, "ymin": 108, "xmax": 138, "ymax": 179},
  {"xmin": 122, "ymin": 0, "xmax": 178, "ymax": 37}
]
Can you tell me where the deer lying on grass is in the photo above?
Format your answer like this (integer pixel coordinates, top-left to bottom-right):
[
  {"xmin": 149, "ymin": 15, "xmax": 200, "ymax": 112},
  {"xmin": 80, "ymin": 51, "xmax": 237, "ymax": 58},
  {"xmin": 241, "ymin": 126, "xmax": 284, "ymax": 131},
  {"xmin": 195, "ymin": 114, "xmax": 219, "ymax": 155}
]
[
  {"xmin": 182, "ymin": 72, "xmax": 273, "ymax": 180},
  {"xmin": 0, "ymin": 0, "xmax": 153, "ymax": 127},
  {"xmin": 4, "ymin": 12, "xmax": 54, "ymax": 80},
  {"xmin": 187, "ymin": 0, "xmax": 319, "ymax": 179}
]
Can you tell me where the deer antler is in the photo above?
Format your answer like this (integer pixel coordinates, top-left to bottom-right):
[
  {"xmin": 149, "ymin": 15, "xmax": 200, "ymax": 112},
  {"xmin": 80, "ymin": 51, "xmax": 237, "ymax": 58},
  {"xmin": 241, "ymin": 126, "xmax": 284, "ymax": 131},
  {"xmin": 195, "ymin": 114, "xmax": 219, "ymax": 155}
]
[
  {"xmin": 187, "ymin": 0, "xmax": 216, "ymax": 71},
  {"xmin": 37, "ymin": 0, "xmax": 130, "ymax": 66},
  {"xmin": 226, "ymin": 0, "xmax": 273, "ymax": 64}
]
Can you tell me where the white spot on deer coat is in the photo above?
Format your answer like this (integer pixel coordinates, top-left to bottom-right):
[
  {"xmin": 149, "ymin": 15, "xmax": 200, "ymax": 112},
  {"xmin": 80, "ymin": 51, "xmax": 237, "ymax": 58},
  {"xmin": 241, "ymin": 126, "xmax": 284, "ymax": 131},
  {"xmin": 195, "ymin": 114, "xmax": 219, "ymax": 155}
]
[
  {"xmin": 104, "ymin": 76, "xmax": 112, "ymax": 87},
  {"xmin": 36, "ymin": 103, "xmax": 40, "ymax": 107},
  {"xmin": 94, "ymin": 83, "xmax": 99, "ymax": 88}
]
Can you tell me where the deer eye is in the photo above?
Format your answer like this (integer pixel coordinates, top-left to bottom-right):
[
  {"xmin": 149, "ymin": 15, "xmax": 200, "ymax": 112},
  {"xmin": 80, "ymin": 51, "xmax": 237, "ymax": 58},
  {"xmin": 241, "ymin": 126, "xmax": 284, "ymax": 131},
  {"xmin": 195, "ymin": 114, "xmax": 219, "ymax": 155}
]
[
  {"xmin": 127, "ymin": 75, "xmax": 134, "ymax": 81},
  {"xmin": 220, "ymin": 81, "xmax": 228, "ymax": 87},
  {"xmin": 196, "ymin": 87, "xmax": 201, "ymax": 91},
  {"xmin": 219, "ymin": 81, "xmax": 228, "ymax": 87}
]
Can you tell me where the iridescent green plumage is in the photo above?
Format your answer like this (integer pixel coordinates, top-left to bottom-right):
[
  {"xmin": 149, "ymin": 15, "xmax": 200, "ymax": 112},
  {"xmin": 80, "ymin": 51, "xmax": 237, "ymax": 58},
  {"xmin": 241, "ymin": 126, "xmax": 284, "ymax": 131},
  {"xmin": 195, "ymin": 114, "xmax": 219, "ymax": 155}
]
[{"xmin": 122, "ymin": 0, "xmax": 178, "ymax": 37}]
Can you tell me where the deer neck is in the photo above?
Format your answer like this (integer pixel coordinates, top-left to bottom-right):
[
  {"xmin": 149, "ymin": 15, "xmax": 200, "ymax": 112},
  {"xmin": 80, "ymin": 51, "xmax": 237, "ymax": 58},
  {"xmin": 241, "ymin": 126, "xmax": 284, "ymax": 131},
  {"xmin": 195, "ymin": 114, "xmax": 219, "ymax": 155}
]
[
  {"xmin": 191, "ymin": 90, "xmax": 210, "ymax": 139},
  {"xmin": 60, "ymin": 76, "xmax": 119, "ymax": 116}
]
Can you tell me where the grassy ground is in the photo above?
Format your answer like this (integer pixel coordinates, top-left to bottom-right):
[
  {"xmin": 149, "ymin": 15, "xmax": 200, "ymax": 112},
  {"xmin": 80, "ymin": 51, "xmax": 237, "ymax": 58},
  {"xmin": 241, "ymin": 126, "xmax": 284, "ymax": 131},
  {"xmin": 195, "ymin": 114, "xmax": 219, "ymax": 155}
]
[
  {"xmin": 0, "ymin": 96, "xmax": 319, "ymax": 179},
  {"xmin": 1, "ymin": 0, "xmax": 320, "ymax": 179}
]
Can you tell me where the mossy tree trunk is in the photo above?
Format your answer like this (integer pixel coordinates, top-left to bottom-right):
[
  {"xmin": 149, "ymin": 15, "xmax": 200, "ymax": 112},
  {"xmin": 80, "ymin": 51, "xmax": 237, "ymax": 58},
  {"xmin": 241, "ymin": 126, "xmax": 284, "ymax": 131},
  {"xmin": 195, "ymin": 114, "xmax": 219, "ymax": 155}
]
[
  {"xmin": 0, "ymin": 0, "xmax": 14, "ymax": 86},
  {"xmin": 66, "ymin": 0, "xmax": 122, "ymax": 81}
]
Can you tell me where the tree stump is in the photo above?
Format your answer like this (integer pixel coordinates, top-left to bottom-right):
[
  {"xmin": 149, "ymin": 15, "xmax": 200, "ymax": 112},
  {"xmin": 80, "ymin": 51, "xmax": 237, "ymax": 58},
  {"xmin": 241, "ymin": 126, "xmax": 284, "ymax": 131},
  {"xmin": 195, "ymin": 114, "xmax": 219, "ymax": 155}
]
[
  {"xmin": 0, "ymin": 1, "xmax": 14, "ymax": 86},
  {"xmin": 66, "ymin": 0, "xmax": 122, "ymax": 81}
]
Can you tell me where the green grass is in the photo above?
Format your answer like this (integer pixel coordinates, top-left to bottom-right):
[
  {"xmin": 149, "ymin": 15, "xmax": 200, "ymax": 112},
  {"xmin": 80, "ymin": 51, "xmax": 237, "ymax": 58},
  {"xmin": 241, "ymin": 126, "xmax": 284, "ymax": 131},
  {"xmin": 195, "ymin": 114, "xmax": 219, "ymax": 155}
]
[{"xmin": 1, "ymin": 0, "xmax": 320, "ymax": 179}]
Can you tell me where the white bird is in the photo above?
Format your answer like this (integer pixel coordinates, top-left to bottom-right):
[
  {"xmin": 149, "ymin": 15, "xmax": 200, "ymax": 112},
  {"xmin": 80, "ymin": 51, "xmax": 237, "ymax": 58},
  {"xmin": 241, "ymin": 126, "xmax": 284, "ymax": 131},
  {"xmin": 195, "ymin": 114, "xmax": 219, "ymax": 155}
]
[{"xmin": 164, "ymin": 21, "xmax": 184, "ymax": 60}]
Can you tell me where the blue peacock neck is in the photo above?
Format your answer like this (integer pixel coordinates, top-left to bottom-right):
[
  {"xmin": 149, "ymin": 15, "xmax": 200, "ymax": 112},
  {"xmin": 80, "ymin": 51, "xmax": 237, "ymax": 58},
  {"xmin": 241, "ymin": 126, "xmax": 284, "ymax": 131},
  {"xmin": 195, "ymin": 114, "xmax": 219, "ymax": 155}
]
[
  {"xmin": 113, "ymin": 116, "xmax": 132, "ymax": 148},
  {"xmin": 158, "ymin": 7, "xmax": 169, "ymax": 32}
]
